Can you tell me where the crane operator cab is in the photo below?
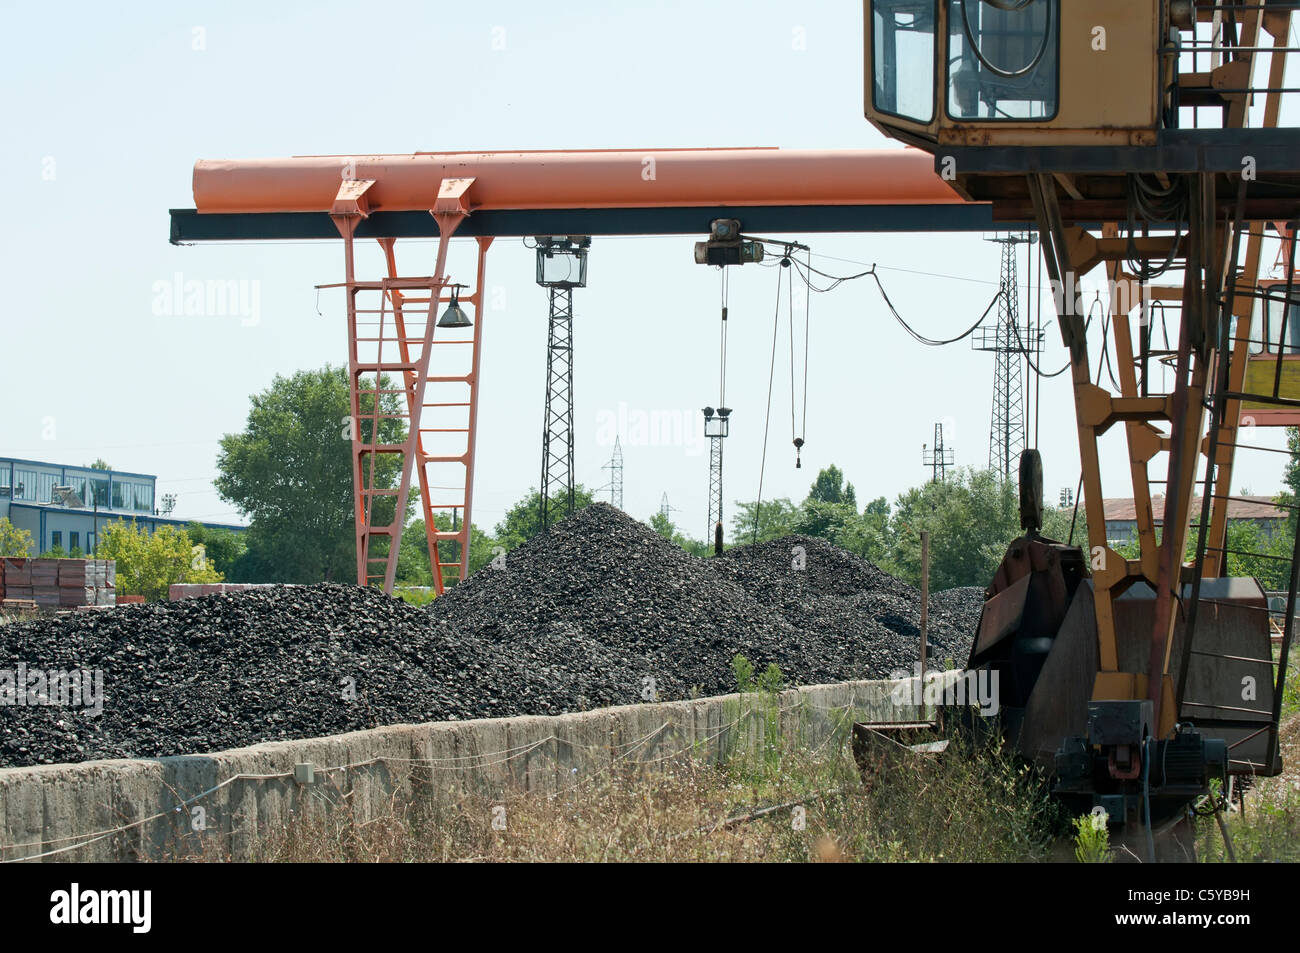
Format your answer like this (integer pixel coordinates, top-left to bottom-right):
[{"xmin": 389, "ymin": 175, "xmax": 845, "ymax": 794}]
[{"xmin": 865, "ymin": 0, "xmax": 1166, "ymax": 154}]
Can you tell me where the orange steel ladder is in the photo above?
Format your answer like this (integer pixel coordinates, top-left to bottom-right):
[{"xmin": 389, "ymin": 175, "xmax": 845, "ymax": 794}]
[{"xmin": 328, "ymin": 177, "xmax": 487, "ymax": 594}]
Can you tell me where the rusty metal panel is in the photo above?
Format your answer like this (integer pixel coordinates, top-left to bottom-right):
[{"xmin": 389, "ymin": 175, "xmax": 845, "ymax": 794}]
[
  {"xmin": 1018, "ymin": 582, "xmax": 1099, "ymax": 767},
  {"xmin": 1111, "ymin": 578, "xmax": 1277, "ymax": 775},
  {"xmin": 971, "ymin": 573, "xmax": 1031, "ymax": 661}
]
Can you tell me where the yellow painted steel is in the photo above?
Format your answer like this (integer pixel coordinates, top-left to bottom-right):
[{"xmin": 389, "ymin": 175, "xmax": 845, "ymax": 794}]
[
  {"xmin": 864, "ymin": 1, "xmax": 1288, "ymax": 727},
  {"xmin": 1241, "ymin": 358, "xmax": 1300, "ymax": 410},
  {"xmin": 865, "ymin": 0, "xmax": 1161, "ymax": 148}
]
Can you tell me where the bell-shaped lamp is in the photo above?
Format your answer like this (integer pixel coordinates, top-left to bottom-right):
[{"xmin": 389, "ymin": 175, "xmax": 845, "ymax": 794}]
[{"xmin": 438, "ymin": 291, "xmax": 472, "ymax": 329}]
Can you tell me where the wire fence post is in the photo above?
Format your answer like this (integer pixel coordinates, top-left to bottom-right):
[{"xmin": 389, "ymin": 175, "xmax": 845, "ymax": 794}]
[{"xmin": 920, "ymin": 529, "xmax": 930, "ymax": 715}]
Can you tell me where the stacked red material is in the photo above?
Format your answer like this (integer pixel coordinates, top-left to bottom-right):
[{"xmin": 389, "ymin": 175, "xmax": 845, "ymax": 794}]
[{"xmin": 0, "ymin": 558, "xmax": 115, "ymax": 609}]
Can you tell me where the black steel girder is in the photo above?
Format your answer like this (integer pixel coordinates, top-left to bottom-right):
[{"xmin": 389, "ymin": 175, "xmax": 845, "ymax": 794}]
[{"xmin": 169, "ymin": 203, "xmax": 1004, "ymax": 244}]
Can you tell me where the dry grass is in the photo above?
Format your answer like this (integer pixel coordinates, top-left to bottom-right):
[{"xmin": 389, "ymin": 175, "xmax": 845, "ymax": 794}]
[
  {"xmin": 164, "ymin": 723, "xmax": 1065, "ymax": 863},
  {"xmin": 1195, "ymin": 708, "xmax": 1300, "ymax": 863},
  {"xmin": 153, "ymin": 650, "xmax": 1300, "ymax": 864}
]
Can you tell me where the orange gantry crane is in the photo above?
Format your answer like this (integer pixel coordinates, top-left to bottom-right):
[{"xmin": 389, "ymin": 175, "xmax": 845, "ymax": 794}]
[{"xmin": 175, "ymin": 147, "xmax": 981, "ymax": 593}]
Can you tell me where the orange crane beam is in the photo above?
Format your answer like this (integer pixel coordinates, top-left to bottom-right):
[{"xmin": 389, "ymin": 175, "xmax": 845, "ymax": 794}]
[{"xmin": 191, "ymin": 147, "xmax": 965, "ymax": 215}]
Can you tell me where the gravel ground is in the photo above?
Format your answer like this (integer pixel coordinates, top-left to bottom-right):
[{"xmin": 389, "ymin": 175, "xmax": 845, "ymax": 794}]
[{"xmin": 0, "ymin": 504, "xmax": 983, "ymax": 767}]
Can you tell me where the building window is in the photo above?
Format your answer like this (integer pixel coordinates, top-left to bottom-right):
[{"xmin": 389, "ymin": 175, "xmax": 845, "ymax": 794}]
[
  {"xmin": 87, "ymin": 532, "xmax": 95, "ymax": 555},
  {"xmin": 51, "ymin": 531, "xmax": 62, "ymax": 549},
  {"xmin": 36, "ymin": 472, "xmax": 57, "ymax": 503},
  {"xmin": 65, "ymin": 476, "xmax": 88, "ymax": 506},
  {"xmin": 112, "ymin": 481, "xmax": 126, "ymax": 509},
  {"xmin": 13, "ymin": 469, "xmax": 36, "ymax": 500},
  {"xmin": 69, "ymin": 531, "xmax": 80, "ymax": 553}
]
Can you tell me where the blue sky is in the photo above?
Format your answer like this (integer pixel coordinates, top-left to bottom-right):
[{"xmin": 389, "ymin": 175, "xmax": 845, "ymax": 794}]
[{"xmin": 0, "ymin": 1, "xmax": 1290, "ymax": 539}]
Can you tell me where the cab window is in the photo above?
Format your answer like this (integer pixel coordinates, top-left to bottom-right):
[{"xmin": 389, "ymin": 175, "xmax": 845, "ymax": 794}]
[
  {"xmin": 1261, "ymin": 287, "xmax": 1300, "ymax": 355},
  {"xmin": 947, "ymin": 0, "xmax": 1058, "ymax": 121},
  {"xmin": 872, "ymin": 1, "xmax": 936, "ymax": 124}
]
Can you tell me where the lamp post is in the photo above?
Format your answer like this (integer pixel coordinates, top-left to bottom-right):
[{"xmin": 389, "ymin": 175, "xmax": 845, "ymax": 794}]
[
  {"xmin": 92, "ymin": 479, "xmax": 106, "ymax": 556},
  {"xmin": 703, "ymin": 406, "xmax": 731, "ymax": 553},
  {"xmin": 535, "ymin": 236, "xmax": 591, "ymax": 531}
]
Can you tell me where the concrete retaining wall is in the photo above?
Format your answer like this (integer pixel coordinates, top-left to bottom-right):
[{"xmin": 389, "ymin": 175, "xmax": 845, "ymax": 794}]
[{"xmin": 0, "ymin": 675, "xmax": 937, "ymax": 862}]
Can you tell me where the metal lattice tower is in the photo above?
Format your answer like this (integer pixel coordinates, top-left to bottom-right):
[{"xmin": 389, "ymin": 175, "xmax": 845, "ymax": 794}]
[
  {"xmin": 703, "ymin": 406, "xmax": 731, "ymax": 541},
  {"xmin": 535, "ymin": 237, "xmax": 590, "ymax": 532},
  {"xmin": 603, "ymin": 436, "xmax": 624, "ymax": 509},
  {"xmin": 539, "ymin": 285, "xmax": 575, "ymax": 529},
  {"xmin": 707, "ymin": 432, "xmax": 723, "ymax": 536},
  {"xmin": 972, "ymin": 233, "xmax": 1040, "ymax": 480},
  {"xmin": 659, "ymin": 492, "xmax": 674, "ymax": 519},
  {"xmin": 922, "ymin": 422, "xmax": 955, "ymax": 482}
]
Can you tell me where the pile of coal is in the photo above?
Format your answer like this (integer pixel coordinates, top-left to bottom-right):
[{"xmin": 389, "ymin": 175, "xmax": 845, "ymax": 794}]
[
  {"xmin": 716, "ymin": 533, "xmax": 979, "ymax": 671},
  {"xmin": 0, "ymin": 504, "xmax": 983, "ymax": 768}
]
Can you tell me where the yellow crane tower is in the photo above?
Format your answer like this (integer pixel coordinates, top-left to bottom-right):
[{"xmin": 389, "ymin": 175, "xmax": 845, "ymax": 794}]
[{"xmin": 865, "ymin": 0, "xmax": 1299, "ymax": 855}]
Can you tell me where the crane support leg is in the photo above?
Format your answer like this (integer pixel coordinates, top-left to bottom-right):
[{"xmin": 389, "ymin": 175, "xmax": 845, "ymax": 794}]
[
  {"xmin": 1029, "ymin": 172, "xmax": 1225, "ymax": 739},
  {"xmin": 331, "ymin": 177, "xmax": 486, "ymax": 594}
]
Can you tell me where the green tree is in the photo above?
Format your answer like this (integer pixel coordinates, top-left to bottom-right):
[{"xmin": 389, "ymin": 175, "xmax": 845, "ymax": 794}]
[
  {"xmin": 792, "ymin": 498, "xmax": 859, "ymax": 540},
  {"xmin": 848, "ymin": 497, "xmax": 891, "ymax": 563},
  {"xmin": 1282, "ymin": 427, "xmax": 1300, "ymax": 496},
  {"xmin": 730, "ymin": 498, "xmax": 799, "ymax": 545},
  {"xmin": 467, "ymin": 524, "xmax": 503, "ymax": 574},
  {"xmin": 1110, "ymin": 511, "xmax": 1293, "ymax": 588},
  {"xmin": 397, "ymin": 515, "xmax": 499, "ymax": 588},
  {"xmin": 792, "ymin": 483, "xmax": 891, "ymax": 562},
  {"xmin": 730, "ymin": 466, "xmax": 887, "ymax": 561},
  {"xmin": 1224, "ymin": 520, "xmax": 1291, "ymax": 589},
  {"xmin": 733, "ymin": 467, "xmax": 874, "ymax": 554},
  {"xmin": 87, "ymin": 458, "xmax": 112, "ymax": 471},
  {"xmin": 808, "ymin": 464, "xmax": 856, "ymax": 507},
  {"xmin": 885, "ymin": 468, "xmax": 1020, "ymax": 590},
  {"xmin": 1041, "ymin": 501, "xmax": 1088, "ymax": 547},
  {"xmin": 494, "ymin": 486, "xmax": 597, "ymax": 551},
  {"xmin": 214, "ymin": 365, "xmax": 408, "ymax": 583},
  {"xmin": 1278, "ymin": 427, "xmax": 1300, "ymax": 538},
  {"xmin": 649, "ymin": 511, "xmax": 674, "ymax": 539},
  {"xmin": 677, "ymin": 536, "xmax": 712, "ymax": 558},
  {"xmin": 820, "ymin": 501, "xmax": 891, "ymax": 564},
  {"xmin": 645, "ymin": 510, "xmax": 710, "ymax": 557},
  {"xmin": 185, "ymin": 522, "xmax": 249, "ymax": 578},
  {"xmin": 99, "ymin": 519, "xmax": 222, "ymax": 601},
  {"xmin": 0, "ymin": 518, "xmax": 35, "ymax": 557},
  {"xmin": 396, "ymin": 518, "xmax": 434, "ymax": 586}
]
